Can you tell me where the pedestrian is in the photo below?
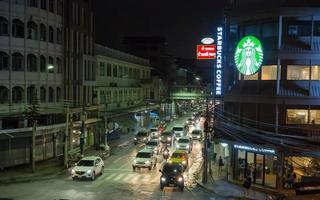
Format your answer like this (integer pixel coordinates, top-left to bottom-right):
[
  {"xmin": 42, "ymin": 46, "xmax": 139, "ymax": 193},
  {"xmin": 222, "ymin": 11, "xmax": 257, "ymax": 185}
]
[
  {"xmin": 288, "ymin": 171, "xmax": 296, "ymax": 188},
  {"xmin": 218, "ymin": 156, "xmax": 224, "ymax": 173},
  {"xmin": 243, "ymin": 174, "xmax": 252, "ymax": 197}
]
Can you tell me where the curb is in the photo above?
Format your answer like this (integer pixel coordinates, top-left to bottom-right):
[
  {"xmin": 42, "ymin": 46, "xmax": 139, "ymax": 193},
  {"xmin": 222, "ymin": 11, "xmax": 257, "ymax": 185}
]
[{"xmin": 196, "ymin": 180, "xmax": 216, "ymax": 193}]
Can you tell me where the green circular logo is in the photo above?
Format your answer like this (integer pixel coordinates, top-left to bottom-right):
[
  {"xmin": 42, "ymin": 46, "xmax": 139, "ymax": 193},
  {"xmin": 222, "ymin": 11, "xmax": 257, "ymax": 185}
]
[{"xmin": 234, "ymin": 36, "xmax": 263, "ymax": 75}]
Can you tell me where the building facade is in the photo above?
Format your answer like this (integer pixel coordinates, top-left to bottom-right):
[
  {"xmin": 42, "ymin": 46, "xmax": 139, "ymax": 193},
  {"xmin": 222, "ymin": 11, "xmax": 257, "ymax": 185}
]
[
  {"xmin": 0, "ymin": 0, "xmax": 65, "ymax": 168},
  {"xmin": 215, "ymin": 2, "xmax": 320, "ymax": 190}
]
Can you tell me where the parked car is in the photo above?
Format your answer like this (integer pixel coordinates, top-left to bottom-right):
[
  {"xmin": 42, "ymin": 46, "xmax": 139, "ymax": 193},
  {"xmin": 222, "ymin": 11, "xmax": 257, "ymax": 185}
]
[
  {"xmin": 134, "ymin": 130, "xmax": 150, "ymax": 145},
  {"xmin": 160, "ymin": 131, "xmax": 174, "ymax": 146},
  {"xmin": 132, "ymin": 149, "xmax": 157, "ymax": 171},
  {"xmin": 159, "ymin": 163, "xmax": 184, "ymax": 191},
  {"xmin": 176, "ymin": 136, "xmax": 192, "ymax": 153},
  {"xmin": 172, "ymin": 126, "xmax": 185, "ymax": 140},
  {"xmin": 71, "ymin": 156, "xmax": 104, "ymax": 180}
]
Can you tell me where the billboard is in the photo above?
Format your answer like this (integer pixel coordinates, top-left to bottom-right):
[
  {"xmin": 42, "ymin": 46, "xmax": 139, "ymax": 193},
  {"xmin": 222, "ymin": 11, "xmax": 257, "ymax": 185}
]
[
  {"xmin": 196, "ymin": 45, "xmax": 216, "ymax": 60},
  {"xmin": 214, "ymin": 26, "xmax": 224, "ymax": 97}
]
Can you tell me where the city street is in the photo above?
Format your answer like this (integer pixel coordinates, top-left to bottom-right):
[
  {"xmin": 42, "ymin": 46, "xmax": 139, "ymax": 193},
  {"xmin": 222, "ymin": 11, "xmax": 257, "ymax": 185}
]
[{"xmin": 0, "ymin": 115, "xmax": 228, "ymax": 200}]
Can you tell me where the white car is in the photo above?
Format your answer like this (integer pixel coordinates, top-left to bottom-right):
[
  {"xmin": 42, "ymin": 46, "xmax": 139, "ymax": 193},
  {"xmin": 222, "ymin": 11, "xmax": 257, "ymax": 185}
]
[
  {"xmin": 176, "ymin": 136, "xmax": 192, "ymax": 153},
  {"xmin": 191, "ymin": 129, "xmax": 203, "ymax": 140},
  {"xmin": 145, "ymin": 139, "xmax": 160, "ymax": 154},
  {"xmin": 172, "ymin": 126, "xmax": 185, "ymax": 140},
  {"xmin": 132, "ymin": 149, "xmax": 157, "ymax": 171},
  {"xmin": 71, "ymin": 156, "xmax": 104, "ymax": 180}
]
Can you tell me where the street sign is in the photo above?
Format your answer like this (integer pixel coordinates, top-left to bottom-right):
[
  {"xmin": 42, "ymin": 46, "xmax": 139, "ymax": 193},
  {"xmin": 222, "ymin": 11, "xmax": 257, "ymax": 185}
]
[{"xmin": 196, "ymin": 45, "xmax": 216, "ymax": 60}]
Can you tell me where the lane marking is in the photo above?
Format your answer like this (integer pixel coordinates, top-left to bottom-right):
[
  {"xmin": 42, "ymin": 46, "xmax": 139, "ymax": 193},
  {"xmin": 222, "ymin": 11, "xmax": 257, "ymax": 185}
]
[
  {"xmin": 104, "ymin": 173, "xmax": 118, "ymax": 181},
  {"xmin": 113, "ymin": 173, "xmax": 126, "ymax": 181}
]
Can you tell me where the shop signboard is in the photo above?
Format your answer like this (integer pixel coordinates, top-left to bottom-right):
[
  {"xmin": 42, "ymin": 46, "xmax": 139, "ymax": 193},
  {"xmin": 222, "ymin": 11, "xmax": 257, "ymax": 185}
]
[
  {"xmin": 234, "ymin": 144, "xmax": 275, "ymax": 154},
  {"xmin": 197, "ymin": 45, "xmax": 216, "ymax": 60},
  {"xmin": 215, "ymin": 26, "xmax": 224, "ymax": 97},
  {"xmin": 234, "ymin": 35, "xmax": 263, "ymax": 75}
]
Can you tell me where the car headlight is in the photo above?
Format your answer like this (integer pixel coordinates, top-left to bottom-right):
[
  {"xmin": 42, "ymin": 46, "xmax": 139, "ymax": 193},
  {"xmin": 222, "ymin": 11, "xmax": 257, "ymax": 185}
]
[
  {"xmin": 86, "ymin": 169, "xmax": 92, "ymax": 174},
  {"xmin": 133, "ymin": 160, "xmax": 137, "ymax": 164},
  {"xmin": 178, "ymin": 177, "xmax": 183, "ymax": 182},
  {"xmin": 176, "ymin": 144, "xmax": 180, "ymax": 148},
  {"xmin": 182, "ymin": 160, "xmax": 186, "ymax": 165},
  {"xmin": 134, "ymin": 138, "xmax": 137, "ymax": 140},
  {"xmin": 197, "ymin": 135, "xmax": 200, "ymax": 138},
  {"xmin": 145, "ymin": 160, "xmax": 150, "ymax": 164},
  {"xmin": 143, "ymin": 137, "xmax": 147, "ymax": 140},
  {"xmin": 154, "ymin": 147, "xmax": 158, "ymax": 151},
  {"xmin": 167, "ymin": 137, "xmax": 171, "ymax": 141},
  {"xmin": 168, "ymin": 160, "xmax": 172, "ymax": 164},
  {"xmin": 186, "ymin": 145, "xmax": 189, "ymax": 148},
  {"xmin": 71, "ymin": 169, "xmax": 75, "ymax": 174},
  {"xmin": 161, "ymin": 177, "xmax": 166, "ymax": 182}
]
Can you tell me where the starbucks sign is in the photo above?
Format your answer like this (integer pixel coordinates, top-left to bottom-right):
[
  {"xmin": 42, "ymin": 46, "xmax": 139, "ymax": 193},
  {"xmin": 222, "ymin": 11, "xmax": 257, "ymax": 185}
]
[{"xmin": 234, "ymin": 36, "xmax": 263, "ymax": 75}]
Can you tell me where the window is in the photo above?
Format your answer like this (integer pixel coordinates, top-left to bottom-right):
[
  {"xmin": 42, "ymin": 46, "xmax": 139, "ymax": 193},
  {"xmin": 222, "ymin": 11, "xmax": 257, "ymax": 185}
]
[
  {"xmin": 49, "ymin": 26, "xmax": 54, "ymax": 42},
  {"xmin": 40, "ymin": 86, "xmax": 46, "ymax": 102},
  {"xmin": 119, "ymin": 65, "xmax": 123, "ymax": 77},
  {"xmin": 40, "ymin": 24, "xmax": 46, "ymax": 41},
  {"xmin": 28, "ymin": 0, "xmax": 37, "ymax": 7},
  {"xmin": 57, "ymin": 0, "xmax": 63, "ymax": 15},
  {"xmin": 113, "ymin": 90, "xmax": 117, "ymax": 103},
  {"xmin": 27, "ymin": 54, "xmax": 37, "ymax": 72},
  {"xmin": 0, "ymin": 86, "xmax": 9, "ymax": 103},
  {"xmin": 12, "ymin": 19, "xmax": 24, "ymax": 38},
  {"xmin": 48, "ymin": 56, "xmax": 54, "ymax": 73},
  {"xmin": 49, "ymin": 0, "xmax": 54, "ymax": 12},
  {"xmin": 124, "ymin": 67, "xmax": 128, "ymax": 76},
  {"xmin": 27, "ymin": 86, "xmax": 36, "ymax": 104},
  {"xmin": 243, "ymin": 73, "xmax": 258, "ymax": 80},
  {"xmin": 48, "ymin": 87, "xmax": 54, "ymax": 102},
  {"xmin": 12, "ymin": 86, "xmax": 24, "ymax": 103},
  {"xmin": 56, "ymin": 28, "xmax": 62, "ymax": 44},
  {"xmin": 100, "ymin": 91, "xmax": 106, "ymax": 104},
  {"xmin": 287, "ymin": 65, "xmax": 309, "ymax": 80},
  {"xmin": 0, "ymin": 51, "xmax": 9, "ymax": 71},
  {"xmin": 311, "ymin": 65, "xmax": 320, "ymax": 80},
  {"xmin": 129, "ymin": 68, "xmax": 132, "ymax": 78},
  {"xmin": 106, "ymin": 63, "xmax": 111, "ymax": 76},
  {"xmin": 56, "ymin": 87, "xmax": 61, "ymax": 101},
  {"xmin": 12, "ymin": 52, "xmax": 24, "ymax": 71},
  {"xmin": 113, "ymin": 64, "xmax": 117, "ymax": 77},
  {"xmin": 27, "ymin": 20, "xmax": 37, "ymax": 40},
  {"xmin": 40, "ymin": 55, "xmax": 46, "ymax": 72},
  {"xmin": 261, "ymin": 65, "xmax": 278, "ymax": 80},
  {"xmin": 314, "ymin": 21, "xmax": 320, "ymax": 36},
  {"xmin": 119, "ymin": 90, "xmax": 123, "ymax": 102},
  {"xmin": 56, "ymin": 57, "xmax": 62, "ymax": 73},
  {"xmin": 262, "ymin": 22, "xmax": 278, "ymax": 37},
  {"xmin": 0, "ymin": 17, "xmax": 8, "ymax": 36},
  {"xmin": 245, "ymin": 24, "xmax": 259, "ymax": 36},
  {"xmin": 99, "ymin": 62, "xmax": 105, "ymax": 76},
  {"xmin": 286, "ymin": 109, "xmax": 308, "ymax": 124},
  {"xmin": 40, "ymin": 0, "xmax": 46, "ymax": 9},
  {"xmin": 106, "ymin": 90, "xmax": 111, "ymax": 103},
  {"xmin": 287, "ymin": 20, "xmax": 312, "ymax": 36},
  {"xmin": 310, "ymin": 110, "xmax": 320, "ymax": 124}
]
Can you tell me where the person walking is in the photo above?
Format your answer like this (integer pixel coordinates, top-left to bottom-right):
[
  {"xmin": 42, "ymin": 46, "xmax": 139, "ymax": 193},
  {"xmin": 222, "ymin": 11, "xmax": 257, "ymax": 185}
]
[
  {"xmin": 243, "ymin": 174, "xmax": 252, "ymax": 197},
  {"xmin": 218, "ymin": 156, "xmax": 224, "ymax": 173}
]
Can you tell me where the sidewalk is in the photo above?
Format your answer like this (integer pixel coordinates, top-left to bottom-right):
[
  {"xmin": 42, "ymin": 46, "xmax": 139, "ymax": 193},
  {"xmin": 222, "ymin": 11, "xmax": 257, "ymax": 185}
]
[
  {"xmin": 0, "ymin": 131, "xmax": 135, "ymax": 185},
  {"xmin": 197, "ymin": 164, "xmax": 268, "ymax": 200}
]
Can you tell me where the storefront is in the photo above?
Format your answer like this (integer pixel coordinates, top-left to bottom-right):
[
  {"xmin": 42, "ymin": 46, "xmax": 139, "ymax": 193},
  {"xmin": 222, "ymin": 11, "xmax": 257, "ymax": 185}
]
[{"xmin": 232, "ymin": 144, "xmax": 278, "ymax": 188}]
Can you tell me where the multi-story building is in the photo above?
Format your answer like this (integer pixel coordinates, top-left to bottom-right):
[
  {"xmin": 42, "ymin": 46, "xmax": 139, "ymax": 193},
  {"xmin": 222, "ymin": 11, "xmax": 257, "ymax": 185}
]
[
  {"xmin": 215, "ymin": 1, "xmax": 320, "ymax": 191},
  {"xmin": 95, "ymin": 44, "xmax": 154, "ymax": 112},
  {"xmin": 0, "ymin": 0, "xmax": 99, "ymax": 168},
  {"xmin": 0, "ymin": 0, "xmax": 65, "ymax": 167}
]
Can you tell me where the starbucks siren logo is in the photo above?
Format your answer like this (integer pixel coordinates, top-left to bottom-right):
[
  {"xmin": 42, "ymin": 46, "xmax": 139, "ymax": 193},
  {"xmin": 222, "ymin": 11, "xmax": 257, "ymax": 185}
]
[{"xmin": 234, "ymin": 36, "xmax": 263, "ymax": 75}]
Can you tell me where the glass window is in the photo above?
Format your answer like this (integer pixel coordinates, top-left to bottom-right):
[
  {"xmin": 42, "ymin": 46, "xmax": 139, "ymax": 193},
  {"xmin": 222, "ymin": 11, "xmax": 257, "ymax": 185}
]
[
  {"xmin": 245, "ymin": 24, "xmax": 259, "ymax": 36},
  {"xmin": 235, "ymin": 150, "xmax": 246, "ymax": 181},
  {"xmin": 40, "ymin": 24, "xmax": 46, "ymax": 41},
  {"xmin": 119, "ymin": 65, "xmax": 123, "ymax": 77},
  {"xmin": 287, "ymin": 65, "xmax": 309, "ymax": 80},
  {"xmin": 262, "ymin": 65, "xmax": 279, "ymax": 80},
  {"xmin": 0, "ymin": 51, "xmax": 9, "ymax": 71},
  {"xmin": 40, "ymin": 0, "xmax": 46, "ymax": 9},
  {"xmin": 262, "ymin": 22, "xmax": 278, "ymax": 37},
  {"xmin": 243, "ymin": 73, "xmax": 258, "ymax": 80},
  {"xmin": 113, "ymin": 64, "xmax": 117, "ymax": 77},
  {"xmin": 0, "ymin": 17, "xmax": 9, "ymax": 36},
  {"xmin": 49, "ymin": 0, "xmax": 54, "ymax": 13},
  {"xmin": 99, "ymin": 62, "xmax": 105, "ymax": 76},
  {"xmin": 310, "ymin": 110, "xmax": 320, "ymax": 124},
  {"xmin": 264, "ymin": 155, "xmax": 277, "ymax": 188},
  {"xmin": 12, "ymin": 19, "xmax": 24, "ymax": 38},
  {"xmin": 49, "ymin": 26, "xmax": 54, "ymax": 42},
  {"xmin": 286, "ymin": 109, "xmax": 308, "ymax": 124},
  {"xmin": 106, "ymin": 63, "xmax": 111, "ymax": 76},
  {"xmin": 27, "ymin": 21, "xmax": 37, "ymax": 40},
  {"xmin": 287, "ymin": 20, "xmax": 312, "ymax": 36},
  {"xmin": 313, "ymin": 21, "xmax": 320, "ymax": 36},
  {"xmin": 12, "ymin": 52, "xmax": 24, "ymax": 71},
  {"xmin": 255, "ymin": 154, "xmax": 264, "ymax": 185},
  {"xmin": 311, "ymin": 65, "xmax": 320, "ymax": 80}
]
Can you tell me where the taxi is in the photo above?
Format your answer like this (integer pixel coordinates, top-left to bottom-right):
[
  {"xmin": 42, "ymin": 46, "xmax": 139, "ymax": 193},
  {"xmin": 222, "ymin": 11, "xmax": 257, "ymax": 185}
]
[{"xmin": 168, "ymin": 150, "xmax": 188, "ymax": 170}]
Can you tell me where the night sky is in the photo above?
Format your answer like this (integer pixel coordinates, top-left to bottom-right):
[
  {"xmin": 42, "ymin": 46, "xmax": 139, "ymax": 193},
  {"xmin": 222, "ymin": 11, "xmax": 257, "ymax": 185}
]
[{"xmin": 95, "ymin": 0, "xmax": 226, "ymax": 59}]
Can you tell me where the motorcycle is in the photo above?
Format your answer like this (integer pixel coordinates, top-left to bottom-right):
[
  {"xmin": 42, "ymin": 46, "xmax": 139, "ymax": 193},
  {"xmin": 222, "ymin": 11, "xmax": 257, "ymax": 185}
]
[{"xmin": 163, "ymin": 149, "xmax": 169, "ymax": 160}]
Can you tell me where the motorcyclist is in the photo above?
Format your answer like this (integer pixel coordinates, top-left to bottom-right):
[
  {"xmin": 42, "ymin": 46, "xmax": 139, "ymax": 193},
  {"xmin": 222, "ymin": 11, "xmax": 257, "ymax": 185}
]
[{"xmin": 163, "ymin": 146, "xmax": 169, "ymax": 160}]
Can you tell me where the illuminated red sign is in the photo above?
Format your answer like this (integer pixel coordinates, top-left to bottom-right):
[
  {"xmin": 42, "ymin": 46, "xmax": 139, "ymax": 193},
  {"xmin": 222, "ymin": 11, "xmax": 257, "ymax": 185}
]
[{"xmin": 196, "ymin": 45, "xmax": 216, "ymax": 60}]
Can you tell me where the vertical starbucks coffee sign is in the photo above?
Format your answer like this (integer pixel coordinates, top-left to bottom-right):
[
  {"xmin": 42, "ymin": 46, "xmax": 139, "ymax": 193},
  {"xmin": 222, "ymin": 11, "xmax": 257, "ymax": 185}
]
[
  {"xmin": 215, "ymin": 26, "xmax": 224, "ymax": 97},
  {"xmin": 234, "ymin": 36, "xmax": 263, "ymax": 75}
]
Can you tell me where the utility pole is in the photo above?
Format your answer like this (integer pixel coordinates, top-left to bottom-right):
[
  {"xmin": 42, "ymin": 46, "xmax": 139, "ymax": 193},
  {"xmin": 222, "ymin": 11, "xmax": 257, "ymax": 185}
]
[
  {"xmin": 32, "ymin": 120, "xmax": 37, "ymax": 173},
  {"xmin": 64, "ymin": 107, "xmax": 69, "ymax": 168},
  {"xmin": 202, "ymin": 94, "xmax": 210, "ymax": 183}
]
